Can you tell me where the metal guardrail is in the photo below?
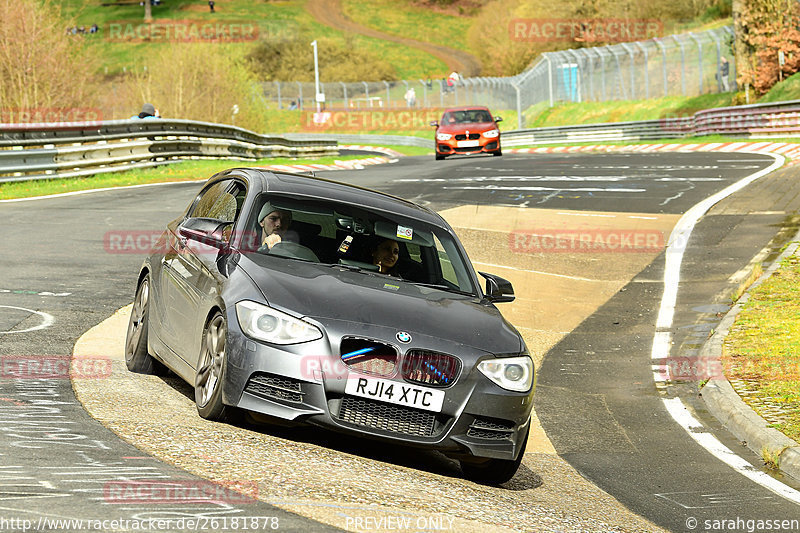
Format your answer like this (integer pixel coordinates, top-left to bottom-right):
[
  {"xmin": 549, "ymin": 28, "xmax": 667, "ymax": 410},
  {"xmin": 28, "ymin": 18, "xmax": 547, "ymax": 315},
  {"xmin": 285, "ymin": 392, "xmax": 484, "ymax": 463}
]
[
  {"xmin": 502, "ymin": 99, "xmax": 800, "ymax": 146},
  {"xmin": 282, "ymin": 133, "xmax": 433, "ymax": 149},
  {"xmin": 0, "ymin": 118, "xmax": 338, "ymax": 183},
  {"xmin": 4, "ymin": 99, "xmax": 800, "ymax": 183}
]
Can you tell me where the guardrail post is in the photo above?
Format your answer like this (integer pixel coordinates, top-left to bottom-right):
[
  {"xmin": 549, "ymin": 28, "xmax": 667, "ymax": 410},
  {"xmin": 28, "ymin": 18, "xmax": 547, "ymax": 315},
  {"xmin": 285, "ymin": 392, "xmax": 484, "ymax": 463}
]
[
  {"xmin": 655, "ymin": 38, "xmax": 668, "ymax": 97},
  {"xmin": 439, "ymin": 79, "xmax": 445, "ymax": 107},
  {"xmin": 544, "ymin": 54, "xmax": 554, "ymax": 107},
  {"xmin": 362, "ymin": 81, "xmax": 369, "ymax": 109},
  {"xmin": 419, "ymin": 79, "xmax": 428, "ymax": 107},
  {"xmin": 274, "ymin": 81, "xmax": 282, "ymax": 109}
]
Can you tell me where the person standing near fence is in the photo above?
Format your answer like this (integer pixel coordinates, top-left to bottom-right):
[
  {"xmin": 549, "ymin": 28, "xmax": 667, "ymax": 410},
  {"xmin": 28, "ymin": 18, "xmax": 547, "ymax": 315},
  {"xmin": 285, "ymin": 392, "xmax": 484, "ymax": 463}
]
[
  {"xmin": 719, "ymin": 57, "xmax": 730, "ymax": 91},
  {"xmin": 404, "ymin": 87, "xmax": 416, "ymax": 107}
]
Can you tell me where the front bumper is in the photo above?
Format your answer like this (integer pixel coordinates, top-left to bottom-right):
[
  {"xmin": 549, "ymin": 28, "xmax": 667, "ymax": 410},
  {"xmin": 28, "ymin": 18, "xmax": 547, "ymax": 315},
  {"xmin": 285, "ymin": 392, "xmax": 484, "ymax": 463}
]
[
  {"xmin": 436, "ymin": 139, "xmax": 500, "ymax": 156},
  {"xmin": 222, "ymin": 317, "xmax": 533, "ymax": 461}
]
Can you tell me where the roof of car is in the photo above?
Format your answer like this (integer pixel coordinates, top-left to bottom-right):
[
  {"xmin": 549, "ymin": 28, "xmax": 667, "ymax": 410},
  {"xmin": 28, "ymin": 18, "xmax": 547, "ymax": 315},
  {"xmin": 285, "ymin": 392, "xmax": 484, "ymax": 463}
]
[
  {"xmin": 229, "ymin": 168, "xmax": 445, "ymax": 225},
  {"xmin": 442, "ymin": 105, "xmax": 491, "ymax": 112}
]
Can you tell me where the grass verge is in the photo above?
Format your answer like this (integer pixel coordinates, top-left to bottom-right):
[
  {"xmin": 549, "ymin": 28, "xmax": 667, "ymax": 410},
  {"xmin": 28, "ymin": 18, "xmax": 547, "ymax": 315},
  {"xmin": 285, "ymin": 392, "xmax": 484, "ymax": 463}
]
[
  {"xmin": 723, "ymin": 252, "xmax": 800, "ymax": 442},
  {"xmin": 0, "ymin": 154, "xmax": 386, "ymax": 201},
  {"xmin": 524, "ymin": 93, "xmax": 738, "ymax": 128}
]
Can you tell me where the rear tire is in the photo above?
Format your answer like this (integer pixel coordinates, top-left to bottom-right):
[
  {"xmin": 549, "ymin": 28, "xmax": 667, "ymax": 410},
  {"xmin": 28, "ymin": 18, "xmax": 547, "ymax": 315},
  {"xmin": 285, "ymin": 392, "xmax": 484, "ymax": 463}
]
[
  {"xmin": 195, "ymin": 312, "xmax": 230, "ymax": 421},
  {"xmin": 125, "ymin": 276, "xmax": 167, "ymax": 375},
  {"xmin": 460, "ymin": 424, "xmax": 528, "ymax": 485}
]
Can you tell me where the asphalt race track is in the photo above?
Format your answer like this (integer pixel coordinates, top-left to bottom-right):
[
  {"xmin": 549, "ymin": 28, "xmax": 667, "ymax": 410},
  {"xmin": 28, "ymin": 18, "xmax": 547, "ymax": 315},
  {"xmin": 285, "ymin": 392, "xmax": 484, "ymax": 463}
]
[{"xmin": 2, "ymin": 151, "xmax": 800, "ymax": 532}]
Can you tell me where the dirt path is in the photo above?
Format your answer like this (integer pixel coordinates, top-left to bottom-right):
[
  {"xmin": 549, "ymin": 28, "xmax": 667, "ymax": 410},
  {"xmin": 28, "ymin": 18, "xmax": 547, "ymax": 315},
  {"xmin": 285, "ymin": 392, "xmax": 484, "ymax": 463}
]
[{"xmin": 305, "ymin": 0, "xmax": 482, "ymax": 77}]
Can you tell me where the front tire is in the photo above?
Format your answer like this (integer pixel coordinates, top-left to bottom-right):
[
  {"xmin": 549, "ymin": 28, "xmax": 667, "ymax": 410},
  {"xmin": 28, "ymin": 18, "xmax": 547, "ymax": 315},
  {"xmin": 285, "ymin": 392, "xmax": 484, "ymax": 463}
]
[
  {"xmin": 493, "ymin": 150, "xmax": 503, "ymax": 157},
  {"xmin": 125, "ymin": 276, "xmax": 166, "ymax": 375},
  {"xmin": 195, "ymin": 312, "xmax": 229, "ymax": 421},
  {"xmin": 435, "ymin": 153, "xmax": 445, "ymax": 160},
  {"xmin": 460, "ymin": 425, "xmax": 528, "ymax": 485}
]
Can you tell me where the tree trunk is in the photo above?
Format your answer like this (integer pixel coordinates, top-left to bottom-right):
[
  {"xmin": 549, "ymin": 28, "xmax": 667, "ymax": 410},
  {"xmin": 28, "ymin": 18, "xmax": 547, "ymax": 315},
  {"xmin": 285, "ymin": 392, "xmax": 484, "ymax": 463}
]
[
  {"xmin": 731, "ymin": 0, "xmax": 749, "ymax": 90},
  {"xmin": 144, "ymin": 1, "xmax": 152, "ymax": 22}
]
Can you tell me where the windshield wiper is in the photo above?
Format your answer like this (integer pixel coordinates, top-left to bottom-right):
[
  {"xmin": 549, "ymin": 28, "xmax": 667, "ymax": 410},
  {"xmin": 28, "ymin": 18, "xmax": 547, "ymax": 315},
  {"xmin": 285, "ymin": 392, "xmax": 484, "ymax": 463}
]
[{"xmin": 405, "ymin": 281, "xmax": 474, "ymax": 296}]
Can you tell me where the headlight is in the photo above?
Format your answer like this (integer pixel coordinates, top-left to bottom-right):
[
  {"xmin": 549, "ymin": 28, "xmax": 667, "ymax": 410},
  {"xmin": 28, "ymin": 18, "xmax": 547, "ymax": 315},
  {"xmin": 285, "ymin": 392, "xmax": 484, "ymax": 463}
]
[
  {"xmin": 436, "ymin": 133, "xmax": 452, "ymax": 141},
  {"xmin": 483, "ymin": 129, "xmax": 500, "ymax": 138},
  {"xmin": 478, "ymin": 356, "xmax": 533, "ymax": 392},
  {"xmin": 236, "ymin": 301, "xmax": 322, "ymax": 345}
]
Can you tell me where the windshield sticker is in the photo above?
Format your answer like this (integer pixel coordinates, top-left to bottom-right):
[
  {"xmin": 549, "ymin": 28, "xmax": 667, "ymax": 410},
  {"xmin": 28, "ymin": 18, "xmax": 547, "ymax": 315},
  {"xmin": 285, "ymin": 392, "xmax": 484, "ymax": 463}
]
[{"xmin": 397, "ymin": 225, "xmax": 413, "ymax": 240}]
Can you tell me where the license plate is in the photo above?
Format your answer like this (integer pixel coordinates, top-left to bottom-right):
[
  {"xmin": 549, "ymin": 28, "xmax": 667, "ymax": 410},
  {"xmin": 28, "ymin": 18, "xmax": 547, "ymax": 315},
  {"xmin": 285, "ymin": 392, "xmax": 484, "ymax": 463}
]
[
  {"xmin": 345, "ymin": 375, "xmax": 445, "ymax": 412},
  {"xmin": 456, "ymin": 140, "xmax": 480, "ymax": 148}
]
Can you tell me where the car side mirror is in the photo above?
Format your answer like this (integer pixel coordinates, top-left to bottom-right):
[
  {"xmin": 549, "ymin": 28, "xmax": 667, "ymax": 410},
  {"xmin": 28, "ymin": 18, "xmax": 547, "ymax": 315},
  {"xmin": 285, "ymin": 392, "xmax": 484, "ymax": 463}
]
[
  {"xmin": 494, "ymin": 116, "xmax": 503, "ymax": 123},
  {"xmin": 178, "ymin": 219, "xmax": 231, "ymax": 250},
  {"xmin": 430, "ymin": 121, "xmax": 439, "ymax": 127},
  {"xmin": 478, "ymin": 271, "xmax": 515, "ymax": 303}
]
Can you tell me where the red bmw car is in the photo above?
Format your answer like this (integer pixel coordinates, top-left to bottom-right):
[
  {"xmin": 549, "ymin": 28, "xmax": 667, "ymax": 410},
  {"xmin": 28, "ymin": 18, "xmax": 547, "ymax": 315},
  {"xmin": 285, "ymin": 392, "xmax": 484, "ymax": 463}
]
[{"xmin": 431, "ymin": 106, "xmax": 503, "ymax": 160}]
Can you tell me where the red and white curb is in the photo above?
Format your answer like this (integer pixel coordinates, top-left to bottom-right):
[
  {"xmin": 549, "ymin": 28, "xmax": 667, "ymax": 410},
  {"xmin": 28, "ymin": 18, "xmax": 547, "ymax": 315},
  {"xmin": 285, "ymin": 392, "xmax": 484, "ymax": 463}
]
[
  {"xmin": 339, "ymin": 145, "xmax": 406, "ymax": 158},
  {"xmin": 507, "ymin": 141, "xmax": 800, "ymax": 165}
]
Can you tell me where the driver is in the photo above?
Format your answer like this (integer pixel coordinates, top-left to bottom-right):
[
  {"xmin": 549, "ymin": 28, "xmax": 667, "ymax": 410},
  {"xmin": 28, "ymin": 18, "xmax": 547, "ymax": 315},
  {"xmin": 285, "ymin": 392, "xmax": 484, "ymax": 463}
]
[{"xmin": 257, "ymin": 202, "xmax": 293, "ymax": 251}]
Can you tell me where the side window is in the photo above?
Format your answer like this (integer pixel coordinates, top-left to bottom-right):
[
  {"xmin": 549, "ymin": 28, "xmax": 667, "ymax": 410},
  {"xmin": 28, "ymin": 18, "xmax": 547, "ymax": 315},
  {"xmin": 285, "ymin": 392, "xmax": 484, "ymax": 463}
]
[
  {"xmin": 433, "ymin": 234, "xmax": 458, "ymax": 286},
  {"xmin": 191, "ymin": 180, "xmax": 244, "ymax": 223}
]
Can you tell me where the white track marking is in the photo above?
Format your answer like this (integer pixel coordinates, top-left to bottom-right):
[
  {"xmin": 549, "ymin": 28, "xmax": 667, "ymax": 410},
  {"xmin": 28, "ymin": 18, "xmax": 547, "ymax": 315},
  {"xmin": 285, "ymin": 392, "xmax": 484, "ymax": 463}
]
[
  {"xmin": 0, "ymin": 180, "xmax": 204, "ymax": 203},
  {"xmin": 556, "ymin": 212, "xmax": 616, "ymax": 218},
  {"xmin": 664, "ymin": 398, "xmax": 800, "ymax": 502},
  {"xmin": 0, "ymin": 305, "xmax": 54, "ymax": 335},
  {"xmin": 442, "ymin": 186, "xmax": 646, "ymax": 193},
  {"xmin": 470, "ymin": 261, "xmax": 600, "ymax": 282},
  {"xmin": 652, "ymin": 152, "xmax": 800, "ymax": 504}
]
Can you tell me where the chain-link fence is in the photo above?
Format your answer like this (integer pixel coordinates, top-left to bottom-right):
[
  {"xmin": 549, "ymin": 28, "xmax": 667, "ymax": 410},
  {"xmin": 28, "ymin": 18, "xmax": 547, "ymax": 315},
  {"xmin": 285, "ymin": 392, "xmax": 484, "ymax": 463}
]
[{"xmin": 259, "ymin": 26, "xmax": 735, "ymax": 128}]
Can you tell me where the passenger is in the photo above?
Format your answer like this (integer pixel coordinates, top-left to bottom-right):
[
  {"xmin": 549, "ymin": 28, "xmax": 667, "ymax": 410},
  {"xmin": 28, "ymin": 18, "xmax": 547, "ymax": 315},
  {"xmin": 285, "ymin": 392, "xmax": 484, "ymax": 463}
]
[
  {"xmin": 370, "ymin": 238, "xmax": 400, "ymax": 276},
  {"xmin": 257, "ymin": 202, "xmax": 293, "ymax": 251}
]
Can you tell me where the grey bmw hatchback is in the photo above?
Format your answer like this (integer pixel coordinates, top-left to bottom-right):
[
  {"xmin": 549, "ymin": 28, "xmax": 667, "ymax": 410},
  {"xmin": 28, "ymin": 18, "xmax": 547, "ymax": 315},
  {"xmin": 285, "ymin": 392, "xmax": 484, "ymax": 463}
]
[{"xmin": 125, "ymin": 168, "xmax": 535, "ymax": 484}]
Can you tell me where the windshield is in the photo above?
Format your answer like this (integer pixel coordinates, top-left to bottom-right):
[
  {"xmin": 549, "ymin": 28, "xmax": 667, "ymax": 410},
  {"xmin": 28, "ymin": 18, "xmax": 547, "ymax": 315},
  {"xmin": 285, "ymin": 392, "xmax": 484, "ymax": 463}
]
[
  {"xmin": 241, "ymin": 194, "xmax": 477, "ymax": 295},
  {"xmin": 441, "ymin": 109, "xmax": 493, "ymax": 125}
]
